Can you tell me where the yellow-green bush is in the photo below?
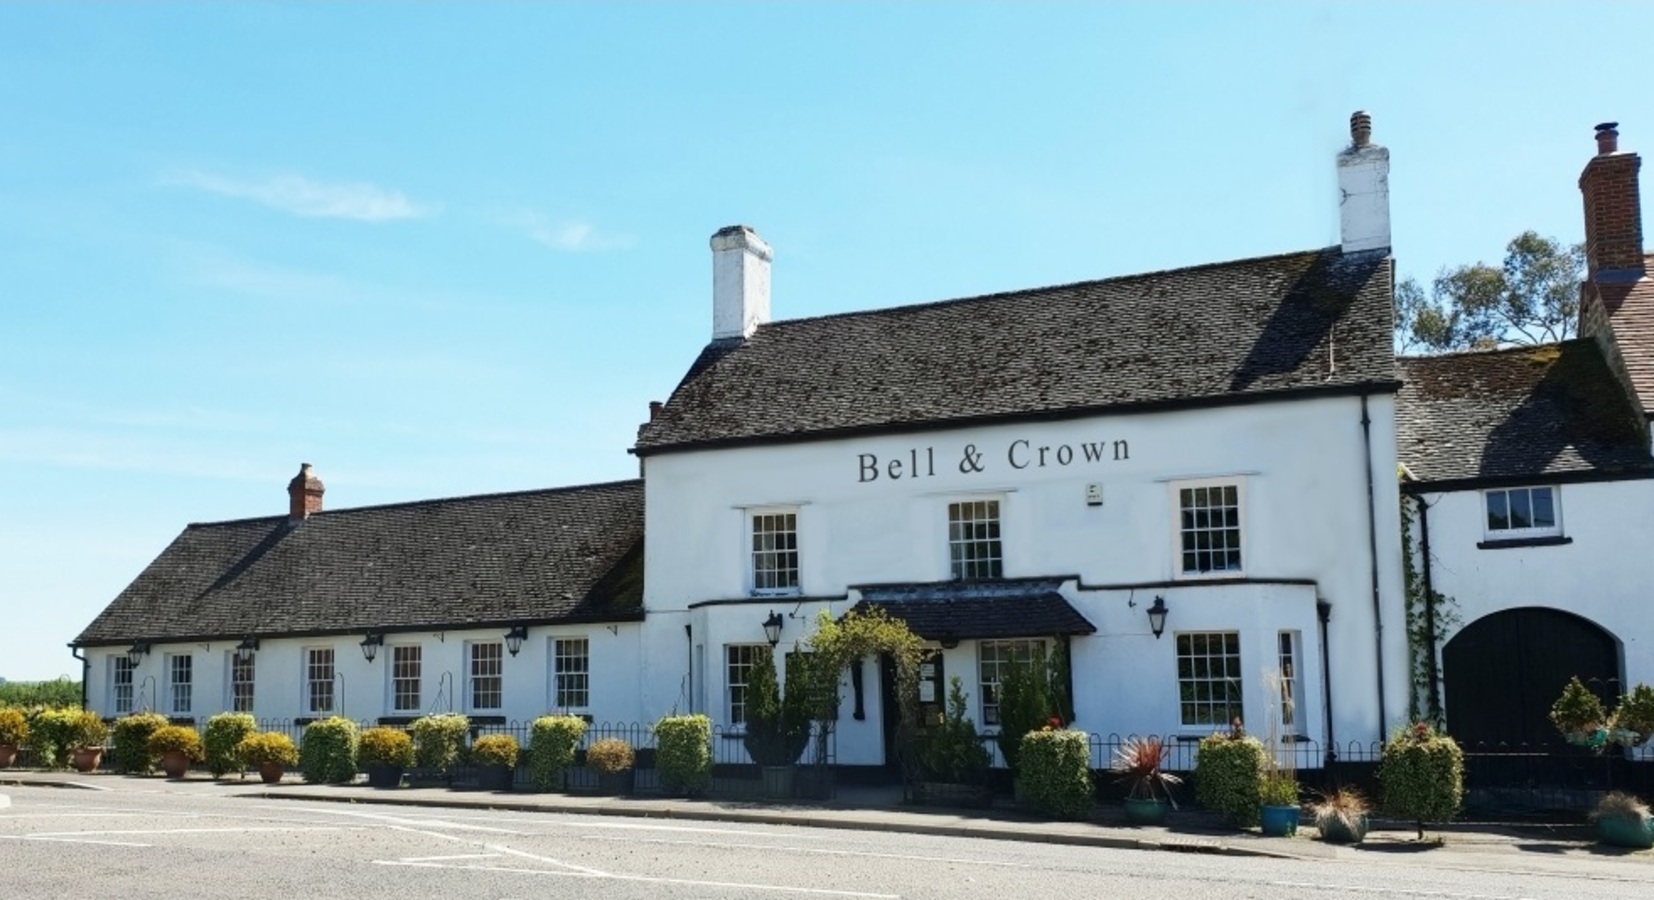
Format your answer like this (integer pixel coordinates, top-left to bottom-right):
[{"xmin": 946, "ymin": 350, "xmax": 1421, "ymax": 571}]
[
  {"xmin": 111, "ymin": 712, "xmax": 169, "ymax": 774},
  {"xmin": 358, "ymin": 727, "xmax": 415, "ymax": 768},
  {"xmin": 471, "ymin": 734, "xmax": 519, "ymax": 769},
  {"xmin": 1194, "ymin": 728, "xmax": 1266, "ymax": 826},
  {"xmin": 1018, "ymin": 728, "xmax": 1094, "ymax": 820},
  {"xmin": 236, "ymin": 731, "xmax": 298, "ymax": 767},
  {"xmin": 203, "ymin": 712, "xmax": 256, "ymax": 777},
  {"xmin": 529, "ymin": 715, "xmax": 586, "ymax": 790},
  {"xmin": 299, "ymin": 716, "xmax": 360, "ymax": 784}
]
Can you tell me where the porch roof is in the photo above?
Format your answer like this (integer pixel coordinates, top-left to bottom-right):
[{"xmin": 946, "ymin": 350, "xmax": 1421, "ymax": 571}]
[{"xmin": 849, "ymin": 578, "xmax": 1096, "ymax": 642}]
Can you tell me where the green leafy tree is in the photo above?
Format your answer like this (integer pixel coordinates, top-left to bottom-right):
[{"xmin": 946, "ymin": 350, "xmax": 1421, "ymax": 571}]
[
  {"xmin": 0, "ymin": 679, "xmax": 81, "ymax": 708},
  {"xmin": 1396, "ymin": 231, "xmax": 1584, "ymax": 353}
]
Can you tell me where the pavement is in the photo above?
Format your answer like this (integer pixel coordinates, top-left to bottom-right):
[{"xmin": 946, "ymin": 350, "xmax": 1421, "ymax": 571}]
[{"xmin": 0, "ymin": 768, "xmax": 1635, "ymax": 863}]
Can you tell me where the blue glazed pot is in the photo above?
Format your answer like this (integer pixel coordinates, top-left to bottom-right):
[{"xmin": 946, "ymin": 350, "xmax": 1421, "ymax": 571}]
[
  {"xmin": 1122, "ymin": 797, "xmax": 1169, "ymax": 826},
  {"xmin": 1260, "ymin": 804, "xmax": 1300, "ymax": 837},
  {"xmin": 1597, "ymin": 814, "xmax": 1654, "ymax": 849}
]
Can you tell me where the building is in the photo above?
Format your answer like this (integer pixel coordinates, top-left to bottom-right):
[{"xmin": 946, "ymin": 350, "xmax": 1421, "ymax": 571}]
[
  {"xmin": 73, "ymin": 112, "xmax": 1415, "ymax": 770},
  {"xmin": 1397, "ymin": 123, "xmax": 1654, "ymax": 751}
]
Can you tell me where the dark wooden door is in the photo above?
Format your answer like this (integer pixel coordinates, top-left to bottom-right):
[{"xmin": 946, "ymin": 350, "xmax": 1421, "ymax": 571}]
[{"xmin": 1443, "ymin": 607, "xmax": 1619, "ymax": 749}]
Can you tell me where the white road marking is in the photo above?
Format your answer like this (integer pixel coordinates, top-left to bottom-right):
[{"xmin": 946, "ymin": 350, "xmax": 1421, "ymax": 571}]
[
  {"xmin": 397, "ymin": 853, "xmax": 503, "ymax": 862},
  {"xmin": 1270, "ymin": 881, "xmax": 1537, "ymax": 900},
  {"xmin": 0, "ymin": 834, "xmax": 151, "ymax": 847},
  {"xmin": 295, "ymin": 807, "xmax": 527, "ymax": 834},
  {"xmin": 582, "ymin": 833, "xmax": 1035, "ymax": 869},
  {"xmin": 485, "ymin": 841, "xmax": 608, "ymax": 876},
  {"xmin": 22, "ymin": 825, "xmax": 365, "ymax": 838},
  {"xmin": 373, "ymin": 860, "xmax": 901, "ymax": 898},
  {"xmin": 0, "ymin": 812, "xmax": 162, "ymax": 820}
]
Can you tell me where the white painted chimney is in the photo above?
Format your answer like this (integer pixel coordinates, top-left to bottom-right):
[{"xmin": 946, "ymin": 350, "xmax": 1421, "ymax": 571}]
[
  {"xmin": 1337, "ymin": 110, "xmax": 1391, "ymax": 254},
  {"xmin": 711, "ymin": 225, "xmax": 772, "ymax": 341}
]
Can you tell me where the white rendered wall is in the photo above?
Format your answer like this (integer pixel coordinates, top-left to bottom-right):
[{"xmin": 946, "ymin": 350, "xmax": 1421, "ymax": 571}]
[{"xmin": 640, "ymin": 393, "xmax": 1408, "ymax": 763}]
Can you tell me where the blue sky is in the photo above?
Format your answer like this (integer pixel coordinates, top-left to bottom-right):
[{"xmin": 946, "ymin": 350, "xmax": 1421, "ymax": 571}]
[{"xmin": 3, "ymin": 3, "xmax": 1650, "ymax": 681}]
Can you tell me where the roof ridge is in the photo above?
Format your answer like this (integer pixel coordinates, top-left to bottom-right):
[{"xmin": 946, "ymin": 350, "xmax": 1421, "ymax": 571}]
[
  {"xmin": 1400, "ymin": 338, "xmax": 1595, "ymax": 366},
  {"xmin": 184, "ymin": 478, "xmax": 643, "ymax": 529}
]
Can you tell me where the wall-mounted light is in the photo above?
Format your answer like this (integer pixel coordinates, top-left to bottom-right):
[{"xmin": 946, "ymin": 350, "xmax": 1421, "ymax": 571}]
[
  {"xmin": 234, "ymin": 637, "xmax": 260, "ymax": 663},
  {"xmin": 504, "ymin": 625, "xmax": 529, "ymax": 657},
  {"xmin": 762, "ymin": 611, "xmax": 783, "ymax": 647},
  {"xmin": 359, "ymin": 633, "xmax": 383, "ymax": 662},
  {"xmin": 1147, "ymin": 596, "xmax": 1169, "ymax": 639},
  {"xmin": 939, "ymin": 632, "xmax": 960, "ymax": 650},
  {"xmin": 126, "ymin": 642, "xmax": 151, "ymax": 666}
]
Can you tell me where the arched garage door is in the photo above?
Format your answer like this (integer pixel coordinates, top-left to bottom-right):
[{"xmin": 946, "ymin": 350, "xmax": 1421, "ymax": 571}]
[{"xmin": 1443, "ymin": 607, "xmax": 1619, "ymax": 749}]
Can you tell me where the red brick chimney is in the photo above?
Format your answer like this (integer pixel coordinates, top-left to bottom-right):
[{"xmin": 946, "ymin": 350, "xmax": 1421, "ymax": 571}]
[
  {"xmin": 287, "ymin": 463, "xmax": 324, "ymax": 521},
  {"xmin": 1580, "ymin": 122, "xmax": 1645, "ymax": 280}
]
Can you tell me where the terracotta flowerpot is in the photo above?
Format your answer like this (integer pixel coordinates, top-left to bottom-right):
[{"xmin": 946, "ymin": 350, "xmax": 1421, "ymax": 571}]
[
  {"xmin": 70, "ymin": 747, "xmax": 103, "ymax": 773},
  {"xmin": 160, "ymin": 749, "xmax": 191, "ymax": 779},
  {"xmin": 258, "ymin": 762, "xmax": 285, "ymax": 784},
  {"xmin": 0, "ymin": 743, "xmax": 17, "ymax": 769}
]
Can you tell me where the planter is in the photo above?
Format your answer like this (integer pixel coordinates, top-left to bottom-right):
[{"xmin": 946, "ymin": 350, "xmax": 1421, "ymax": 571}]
[
  {"xmin": 258, "ymin": 762, "xmax": 286, "ymax": 784},
  {"xmin": 1319, "ymin": 814, "xmax": 1370, "ymax": 844},
  {"xmin": 596, "ymin": 769, "xmax": 635, "ymax": 796},
  {"xmin": 1259, "ymin": 804, "xmax": 1300, "ymax": 837},
  {"xmin": 796, "ymin": 765, "xmax": 836, "ymax": 801},
  {"xmin": 760, "ymin": 764, "xmax": 796, "ymax": 799},
  {"xmin": 913, "ymin": 780, "xmax": 993, "ymax": 809},
  {"xmin": 1122, "ymin": 797, "xmax": 1170, "ymax": 826},
  {"xmin": 1597, "ymin": 813, "xmax": 1654, "ymax": 850},
  {"xmin": 477, "ymin": 764, "xmax": 515, "ymax": 792},
  {"xmin": 70, "ymin": 747, "xmax": 103, "ymax": 773},
  {"xmin": 0, "ymin": 744, "xmax": 16, "ymax": 769},
  {"xmin": 160, "ymin": 749, "xmax": 192, "ymax": 779},
  {"xmin": 365, "ymin": 764, "xmax": 404, "ymax": 789},
  {"xmin": 406, "ymin": 767, "xmax": 451, "ymax": 789}
]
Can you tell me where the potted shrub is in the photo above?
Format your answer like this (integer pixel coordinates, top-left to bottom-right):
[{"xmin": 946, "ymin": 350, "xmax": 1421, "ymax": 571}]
[
  {"xmin": 408, "ymin": 713, "xmax": 469, "ymax": 785},
  {"xmin": 742, "ymin": 646, "xmax": 809, "ymax": 798},
  {"xmin": 1550, "ymin": 676, "xmax": 1609, "ymax": 747},
  {"xmin": 1111, "ymin": 736, "xmax": 1181, "ymax": 825},
  {"xmin": 298, "ymin": 716, "xmax": 360, "ymax": 784},
  {"xmin": 1612, "ymin": 684, "xmax": 1654, "ymax": 745},
  {"xmin": 1379, "ymin": 721, "xmax": 1464, "ymax": 840},
  {"xmin": 914, "ymin": 677, "xmax": 993, "ymax": 808},
  {"xmin": 471, "ymin": 734, "xmax": 519, "ymax": 791},
  {"xmin": 1592, "ymin": 791, "xmax": 1654, "ymax": 849},
  {"xmin": 34, "ymin": 708, "xmax": 110, "ymax": 772},
  {"xmin": 147, "ymin": 724, "xmax": 205, "ymax": 778},
  {"xmin": 110, "ymin": 711, "xmax": 169, "ymax": 774},
  {"xmin": 358, "ymin": 726, "xmax": 415, "ymax": 788},
  {"xmin": 1311, "ymin": 786, "xmax": 1371, "ymax": 844},
  {"xmin": 1194, "ymin": 722, "xmax": 1265, "ymax": 828},
  {"xmin": 587, "ymin": 738, "xmax": 636, "ymax": 795},
  {"xmin": 656, "ymin": 714, "xmax": 712, "ymax": 796},
  {"xmin": 202, "ymin": 712, "xmax": 256, "ymax": 779},
  {"xmin": 0, "ymin": 708, "xmax": 28, "ymax": 768},
  {"xmin": 1258, "ymin": 769, "xmax": 1300, "ymax": 836},
  {"xmin": 529, "ymin": 715, "xmax": 587, "ymax": 792},
  {"xmin": 236, "ymin": 731, "xmax": 299, "ymax": 784},
  {"xmin": 1018, "ymin": 726, "xmax": 1094, "ymax": 820}
]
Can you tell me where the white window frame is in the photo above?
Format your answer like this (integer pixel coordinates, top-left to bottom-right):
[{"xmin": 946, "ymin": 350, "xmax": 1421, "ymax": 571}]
[
  {"xmin": 1172, "ymin": 479, "xmax": 1245, "ymax": 578},
  {"xmin": 305, "ymin": 647, "xmax": 336, "ymax": 715},
  {"xmin": 110, "ymin": 655, "xmax": 135, "ymax": 715},
  {"xmin": 1175, "ymin": 631, "xmax": 1243, "ymax": 728},
  {"xmin": 1482, "ymin": 485, "xmax": 1561, "ymax": 539},
  {"xmin": 226, "ymin": 650, "xmax": 255, "ymax": 714},
  {"xmin": 167, "ymin": 652, "xmax": 193, "ymax": 715},
  {"xmin": 466, "ymin": 641, "xmax": 504, "ymax": 712},
  {"xmin": 1276, "ymin": 631, "xmax": 1301, "ymax": 730},
  {"xmin": 390, "ymin": 644, "xmax": 422, "ymax": 713},
  {"xmin": 726, "ymin": 644, "xmax": 765, "ymax": 727},
  {"xmin": 947, "ymin": 498, "xmax": 1004, "ymax": 581},
  {"xmin": 550, "ymin": 637, "xmax": 590, "ymax": 712},
  {"xmin": 749, "ymin": 508, "xmax": 801, "ymax": 596},
  {"xmin": 977, "ymin": 639, "xmax": 1046, "ymax": 729}
]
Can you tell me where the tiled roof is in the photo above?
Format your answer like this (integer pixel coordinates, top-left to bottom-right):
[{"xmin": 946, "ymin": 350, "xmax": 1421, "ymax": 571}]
[
  {"xmin": 1396, "ymin": 341, "xmax": 1652, "ymax": 485},
  {"xmin": 850, "ymin": 580, "xmax": 1096, "ymax": 641},
  {"xmin": 73, "ymin": 480, "xmax": 645, "ymax": 646},
  {"xmin": 1590, "ymin": 260, "xmax": 1654, "ymax": 411},
  {"xmin": 636, "ymin": 247, "xmax": 1397, "ymax": 453}
]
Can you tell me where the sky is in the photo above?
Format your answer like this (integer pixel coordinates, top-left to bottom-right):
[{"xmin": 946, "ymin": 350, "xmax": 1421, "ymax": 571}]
[{"xmin": 3, "ymin": 3, "xmax": 1651, "ymax": 682}]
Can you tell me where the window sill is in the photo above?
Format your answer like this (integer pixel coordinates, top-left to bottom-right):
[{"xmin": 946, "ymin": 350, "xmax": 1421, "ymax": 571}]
[{"xmin": 1477, "ymin": 535, "xmax": 1572, "ymax": 550}]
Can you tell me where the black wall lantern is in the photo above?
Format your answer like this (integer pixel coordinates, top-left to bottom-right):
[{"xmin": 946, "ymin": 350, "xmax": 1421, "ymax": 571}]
[
  {"xmin": 359, "ymin": 633, "xmax": 383, "ymax": 662},
  {"xmin": 125, "ymin": 642, "xmax": 151, "ymax": 666},
  {"xmin": 1147, "ymin": 596, "xmax": 1169, "ymax": 639},
  {"xmin": 234, "ymin": 637, "xmax": 259, "ymax": 663},
  {"xmin": 504, "ymin": 625, "xmax": 529, "ymax": 657},
  {"xmin": 762, "ymin": 611, "xmax": 783, "ymax": 647}
]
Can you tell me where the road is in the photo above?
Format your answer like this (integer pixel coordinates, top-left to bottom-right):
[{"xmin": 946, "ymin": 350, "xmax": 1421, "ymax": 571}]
[{"xmin": 0, "ymin": 785, "xmax": 1647, "ymax": 899}]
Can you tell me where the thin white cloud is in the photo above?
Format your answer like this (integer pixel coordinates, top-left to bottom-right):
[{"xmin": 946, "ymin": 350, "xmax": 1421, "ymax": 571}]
[
  {"xmin": 167, "ymin": 169, "xmax": 432, "ymax": 221},
  {"xmin": 498, "ymin": 209, "xmax": 633, "ymax": 252}
]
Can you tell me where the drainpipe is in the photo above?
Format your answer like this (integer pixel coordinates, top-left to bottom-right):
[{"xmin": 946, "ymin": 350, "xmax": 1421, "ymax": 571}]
[
  {"xmin": 1414, "ymin": 493, "xmax": 1442, "ymax": 723},
  {"xmin": 1318, "ymin": 600, "xmax": 1335, "ymax": 765},
  {"xmin": 70, "ymin": 645, "xmax": 88, "ymax": 710},
  {"xmin": 1361, "ymin": 393, "xmax": 1389, "ymax": 743},
  {"xmin": 685, "ymin": 624, "xmax": 694, "ymax": 714}
]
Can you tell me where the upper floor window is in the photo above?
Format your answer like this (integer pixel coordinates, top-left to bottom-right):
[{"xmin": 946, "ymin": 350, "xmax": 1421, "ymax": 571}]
[
  {"xmin": 168, "ymin": 653, "xmax": 193, "ymax": 714},
  {"xmin": 552, "ymin": 638, "xmax": 590, "ymax": 710},
  {"xmin": 468, "ymin": 641, "xmax": 503, "ymax": 711},
  {"xmin": 228, "ymin": 650, "xmax": 255, "ymax": 713},
  {"xmin": 1484, "ymin": 486, "xmax": 1559, "ymax": 538},
  {"xmin": 392, "ymin": 645, "xmax": 421, "ymax": 712},
  {"xmin": 110, "ymin": 655, "xmax": 135, "ymax": 714},
  {"xmin": 751, "ymin": 510, "xmax": 800, "ymax": 594},
  {"xmin": 1177, "ymin": 481, "xmax": 1243, "ymax": 575},
  {"xmin": 948, "ymin": 499, "xmax": 1002, "ymax": 580}
]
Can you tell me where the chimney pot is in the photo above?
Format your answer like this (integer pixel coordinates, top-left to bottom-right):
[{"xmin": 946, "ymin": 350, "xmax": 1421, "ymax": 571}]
[
  {"xmin": 1596, "ymin": 122, "xmax": 1620, "ymax": 155},
  {"xmin": 1350, "ymin": 110, "xmax": 1373, "ymax": 148},
  {"xmin": 287, "ymin": 462, "xmax": 325, "ymax": 521},
  {"xmin": 648, "ymin": 400, "xmax": 663, "ymax": 421}
]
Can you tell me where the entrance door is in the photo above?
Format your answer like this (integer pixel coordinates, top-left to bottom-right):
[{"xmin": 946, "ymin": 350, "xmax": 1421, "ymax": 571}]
[{"xmin": 1442, "ymin": 607, "xmax": 1619, "ymax": 749}]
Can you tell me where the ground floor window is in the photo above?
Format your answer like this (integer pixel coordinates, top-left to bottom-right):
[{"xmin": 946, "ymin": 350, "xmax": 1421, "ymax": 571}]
[
  {"xmin": 168, "ymin": 653, "xmax": 193, "ymax": 714},
  {"xmin": 1277, "ymin": 631, "xmax": 1301, "ymax": 729},
  {"xmin": 392, "ymin": 645, "xmax": 421, "ymax": 712},
  {"xmin": 1176, "ymin": 631, "xmax": 1242, "ymax": 727},
  {"xmin": 553, "ymin": 638, "xmax": 590, "ymax": 710},
  {"xmin": 468, "ymin": 641, "xmax": 503, "ymax": 711},
  {"xmin": 977, "ymin": 639, "xmax": 1045, "ymax": 727},
  {"xmin": 111, "ymin": 655, "xmax": 135, "ymax": 714},
  {"xmin": 726, "ymin": 644, "xmax": 765, "ymax": 726},
  {"xmin": 306, "ymin": 648, "xmax": 335, "ymax": 714},
  {"xmin": 229, "ymin": 651, "xmax": 255, "ymax": 713}
]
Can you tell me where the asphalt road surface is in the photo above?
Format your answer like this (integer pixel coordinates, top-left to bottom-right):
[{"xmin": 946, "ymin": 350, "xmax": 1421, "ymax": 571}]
[{"xmin": 0, "ymin": 786, "xmax": 1648, "ymax": 899}]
